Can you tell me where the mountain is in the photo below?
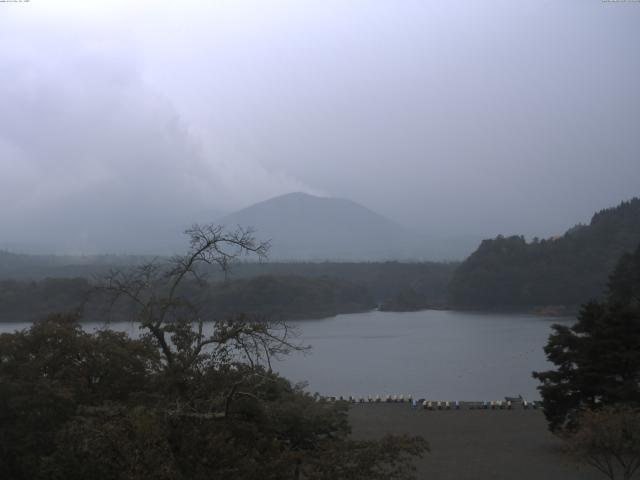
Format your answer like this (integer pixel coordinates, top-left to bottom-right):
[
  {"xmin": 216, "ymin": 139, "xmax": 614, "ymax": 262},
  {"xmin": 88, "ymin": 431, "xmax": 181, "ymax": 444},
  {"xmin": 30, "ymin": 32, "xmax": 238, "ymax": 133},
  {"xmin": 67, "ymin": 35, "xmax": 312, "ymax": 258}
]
[
  {"xmin": 448, "ymin": 198, "xmax": 640, "ymax": 311},
  {"xmin": 217, "ymin": 192, "xmax": 428, "ymax": 261}
]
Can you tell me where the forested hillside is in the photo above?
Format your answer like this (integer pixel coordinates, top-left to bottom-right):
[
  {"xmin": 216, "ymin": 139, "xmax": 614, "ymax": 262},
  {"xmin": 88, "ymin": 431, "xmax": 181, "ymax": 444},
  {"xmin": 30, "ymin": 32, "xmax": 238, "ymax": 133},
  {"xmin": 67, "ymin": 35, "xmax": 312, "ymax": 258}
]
[
  {"xmin": 222, "ymin": 261, "xmax": 456, "ymax": 304},
  {"xmin": 0, "ymin": 275, "xmax": 375, "ymax": 322},
  {"xmin": 449, "ymin": 198, "xmax": 640, "ymax": 310},
  {"xmin": 201, "ymin": 275, "xmax": 375, "ymax": 320},
  {"xmin": 0, "ymin": 254, "xmax": 456, "ymax": 319}
]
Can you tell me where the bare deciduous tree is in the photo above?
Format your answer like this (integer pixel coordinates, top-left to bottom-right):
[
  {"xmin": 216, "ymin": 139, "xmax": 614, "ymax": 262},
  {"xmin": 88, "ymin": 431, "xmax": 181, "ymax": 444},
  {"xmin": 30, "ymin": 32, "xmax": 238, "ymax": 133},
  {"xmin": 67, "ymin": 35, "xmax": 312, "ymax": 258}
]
[{"xmin": 98, "ymin": 224, "xmax": 301, "ymax": 382}]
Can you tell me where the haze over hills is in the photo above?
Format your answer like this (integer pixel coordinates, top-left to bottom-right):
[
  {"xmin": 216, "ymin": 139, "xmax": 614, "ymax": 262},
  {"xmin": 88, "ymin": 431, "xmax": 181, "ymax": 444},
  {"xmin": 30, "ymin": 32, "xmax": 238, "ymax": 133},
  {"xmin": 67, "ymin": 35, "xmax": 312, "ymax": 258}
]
[
  {"xmin": 0, "ymin": 191, "xmax": 478, "ymax": 260},
  {"xmin": 218, "ymin": 192, "xmax": 437, "ymax": 261},
  {"xmin": 0, "ymin": 207, "xmax": 227, "ymax": 256}
]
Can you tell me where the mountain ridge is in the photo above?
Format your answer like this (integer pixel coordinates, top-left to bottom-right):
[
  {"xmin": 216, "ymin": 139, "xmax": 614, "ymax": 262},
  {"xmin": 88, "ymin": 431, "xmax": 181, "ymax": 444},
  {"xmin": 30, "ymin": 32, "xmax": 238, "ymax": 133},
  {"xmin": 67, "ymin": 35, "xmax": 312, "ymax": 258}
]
[{"xmin": 217, "ymin": 192, "xmax": 428, "ymax": 261}]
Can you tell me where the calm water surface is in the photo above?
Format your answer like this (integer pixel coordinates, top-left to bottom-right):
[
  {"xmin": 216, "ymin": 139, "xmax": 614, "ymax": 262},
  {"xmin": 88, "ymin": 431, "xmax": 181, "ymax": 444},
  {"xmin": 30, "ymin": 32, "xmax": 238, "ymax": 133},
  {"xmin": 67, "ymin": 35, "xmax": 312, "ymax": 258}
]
[
  {"xmin": 0, "ymin": 310, "xmax": 570, "ymax": 400},
  {"xmin": 282, "ymin": 310, "xmax": 570, "ymax": 400}
]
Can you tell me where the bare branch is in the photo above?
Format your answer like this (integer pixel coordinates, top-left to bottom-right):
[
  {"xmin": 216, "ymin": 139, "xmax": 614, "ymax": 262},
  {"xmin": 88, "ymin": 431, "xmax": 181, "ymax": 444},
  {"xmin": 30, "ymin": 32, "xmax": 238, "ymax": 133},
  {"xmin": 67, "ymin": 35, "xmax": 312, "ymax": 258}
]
[{"xmin": 90, "ymin": 224, "xmax": 306, "ymax": 376}]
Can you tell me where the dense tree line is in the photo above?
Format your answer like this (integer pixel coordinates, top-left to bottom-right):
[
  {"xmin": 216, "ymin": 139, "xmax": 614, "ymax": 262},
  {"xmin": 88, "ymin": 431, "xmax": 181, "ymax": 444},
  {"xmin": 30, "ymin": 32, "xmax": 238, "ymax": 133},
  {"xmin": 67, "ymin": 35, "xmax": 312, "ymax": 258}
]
[
  {"xmin": 221, "ymin": 261, "xmax": 456, "ymax": 305},
  {"xmin": 202, "ymin": 275, "xmax": 375, "ymax": 320},
  {"xmin": 379, "ymin": 288, "xmax": 436, "ymax": 312},
  {"xmin": 0, "ymin": 275, "xmax": 374, "ymax": 323},
  {"xmin": 0, "ymin": 251, "xmax": 456, "ymax": 305},
  {"xmin": 0, "ymin": 260, "xmax": 456, "ymax": 321},
  {"xmin": 449, "ymin": 198, "xmax": 640, "ymax": 310},
  {"xmin": 0, "ymin": 278, "xmax": 91, "ymax": 322}
]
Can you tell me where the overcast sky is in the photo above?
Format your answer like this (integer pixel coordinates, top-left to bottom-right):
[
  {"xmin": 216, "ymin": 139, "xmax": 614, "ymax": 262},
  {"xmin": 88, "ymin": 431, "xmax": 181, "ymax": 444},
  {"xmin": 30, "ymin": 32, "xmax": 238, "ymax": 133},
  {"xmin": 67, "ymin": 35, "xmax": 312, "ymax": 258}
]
[{"xmin": 1, "ymin": 0, "xmax": 639, "ymax": 253}]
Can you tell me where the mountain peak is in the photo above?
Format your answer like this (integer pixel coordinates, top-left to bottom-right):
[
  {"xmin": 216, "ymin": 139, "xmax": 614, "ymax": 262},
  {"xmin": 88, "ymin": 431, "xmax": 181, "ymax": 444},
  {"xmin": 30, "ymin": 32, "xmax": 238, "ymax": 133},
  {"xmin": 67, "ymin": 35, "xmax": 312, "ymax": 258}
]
[
  {"xmin": 220, "ymin": 193, "xmax": 423, "ymax": 261},
  {"xmin": 277, "ymin": 191, "xmax": 319, "ymax": 200}
]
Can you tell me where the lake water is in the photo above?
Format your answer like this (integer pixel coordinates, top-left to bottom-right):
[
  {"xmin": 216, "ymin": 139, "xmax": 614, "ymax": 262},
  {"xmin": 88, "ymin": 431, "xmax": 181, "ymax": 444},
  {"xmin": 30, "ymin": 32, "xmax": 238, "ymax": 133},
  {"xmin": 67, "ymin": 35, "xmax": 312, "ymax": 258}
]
[{"xmin": 0, "ymin": 310, "xmax": 571, "ymax": 401}]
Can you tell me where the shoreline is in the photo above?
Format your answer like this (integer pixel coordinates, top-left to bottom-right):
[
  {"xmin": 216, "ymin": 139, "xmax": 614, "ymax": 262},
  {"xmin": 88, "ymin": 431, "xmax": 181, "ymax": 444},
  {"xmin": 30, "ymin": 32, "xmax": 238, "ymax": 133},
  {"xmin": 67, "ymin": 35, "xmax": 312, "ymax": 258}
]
[
  {"xmin": 378, "ymin": 306, "xmax": 578, "ymax": 318},
  {"xmin": 0, "ymin": 306, "xmax": 577, "ymax": 324}
]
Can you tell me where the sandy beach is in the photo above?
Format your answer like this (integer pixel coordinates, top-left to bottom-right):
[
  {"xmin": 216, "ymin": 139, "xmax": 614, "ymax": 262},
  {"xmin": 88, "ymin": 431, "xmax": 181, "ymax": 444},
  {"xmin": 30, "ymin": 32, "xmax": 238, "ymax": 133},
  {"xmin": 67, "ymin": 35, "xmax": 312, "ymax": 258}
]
[{"xmin": 348, "ymin": 403, "xmax": 602, "ymax": 480}]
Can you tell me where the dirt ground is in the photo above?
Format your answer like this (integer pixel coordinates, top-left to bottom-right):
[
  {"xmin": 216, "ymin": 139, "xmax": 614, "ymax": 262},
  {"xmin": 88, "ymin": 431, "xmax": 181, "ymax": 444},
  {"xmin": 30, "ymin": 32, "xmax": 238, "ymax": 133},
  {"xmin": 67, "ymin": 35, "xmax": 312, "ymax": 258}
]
[{"xmin": 348, "ymin": 403, "xmax": 602, "ymax": 480}]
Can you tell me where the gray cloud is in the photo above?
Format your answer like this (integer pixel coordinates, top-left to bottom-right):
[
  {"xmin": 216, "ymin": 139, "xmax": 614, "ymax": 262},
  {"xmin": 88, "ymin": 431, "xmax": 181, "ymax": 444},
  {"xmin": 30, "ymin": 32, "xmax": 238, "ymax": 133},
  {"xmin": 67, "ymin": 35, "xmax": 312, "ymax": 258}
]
[
  {"xmin": 1, "ymin": 1, "xmax": 639, "ymax": 254},
  {"xmin": 0, "ymin": 42, "xmax": 210, "ymax": 252},
  {"xmin": 0, "ymin": 11, "xmax": 308, "ymax": 253}
]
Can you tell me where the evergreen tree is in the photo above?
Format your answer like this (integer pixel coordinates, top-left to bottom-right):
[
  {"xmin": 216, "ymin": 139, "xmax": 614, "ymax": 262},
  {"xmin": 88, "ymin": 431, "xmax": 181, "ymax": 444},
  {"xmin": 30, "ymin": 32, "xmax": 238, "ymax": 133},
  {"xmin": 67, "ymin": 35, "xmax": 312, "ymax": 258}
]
[{"xmin": 533, "ymin": 244, "xmax": 640, "ymax": 432}]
